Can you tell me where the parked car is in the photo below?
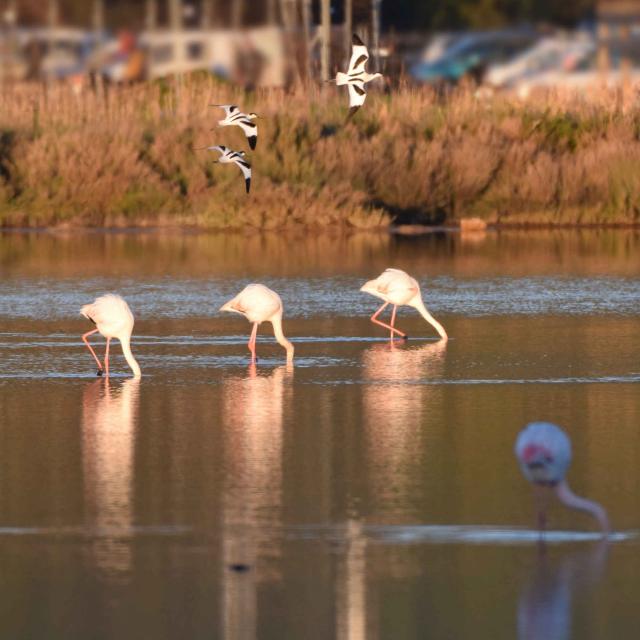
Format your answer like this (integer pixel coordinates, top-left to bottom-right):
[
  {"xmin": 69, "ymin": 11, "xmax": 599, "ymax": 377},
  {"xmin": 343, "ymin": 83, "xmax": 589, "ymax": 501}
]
[
  {"xmin": 410, "ymin": 29, "xmax": 539, "ymax": 84},
  {"xmin": 513, "ymin": 49, "xmax": 640, "ymax": 97},
  {"xmin": 485, "ymin": 35, "xmax": 595, "ymax": 88}
]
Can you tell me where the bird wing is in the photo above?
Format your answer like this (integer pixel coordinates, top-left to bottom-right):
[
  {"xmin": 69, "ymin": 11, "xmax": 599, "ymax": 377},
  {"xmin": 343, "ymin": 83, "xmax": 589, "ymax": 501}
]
[
  {"xmin": 348, "ymin": 35, "xmax": 370, "ymax": 74},
  {"xmin": 208, "ymin": 145, "xmax": 227, "ymax": 157},
  {"xmin": 80, "ymin": 294, "xmax": 134, "ymax": 334},
  {"xmin": 377, "ymin": 269, "xmax": 417, "ymax": 296},
  {"xmin": 224, "ymin": 284, "xmax": 281, "ymax": 321},
  {"xmin": 237, "ymin": 119, "xmax": 258, "ymax": 150},
  {"xmin": 212, "ymin": 104, "xmax": 239, "ymax": 118},
  {"xmin": 346, "ymin": 82, "xmax": 367, "ymax": 120},
  {"xmin": 232, "ymin": 156, "xmax": 252, "ymax": 194}
]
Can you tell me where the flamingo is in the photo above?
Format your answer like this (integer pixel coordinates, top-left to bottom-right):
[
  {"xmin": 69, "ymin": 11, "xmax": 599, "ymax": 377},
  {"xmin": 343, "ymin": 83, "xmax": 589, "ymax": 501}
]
[
  {"xmin": 515, "ymin": 422, "xmax": 609, "ymax": 535},
  {"xmin": 80, "ymin": 294, "xmax": 141, "ymax": 378},
  {"xmin": 220, "ymin": 284, "xmax": 294, "ymax": 364},
  {"xmin": 360, "ymin": 268, "xmax": 448, "ymax": 341}
]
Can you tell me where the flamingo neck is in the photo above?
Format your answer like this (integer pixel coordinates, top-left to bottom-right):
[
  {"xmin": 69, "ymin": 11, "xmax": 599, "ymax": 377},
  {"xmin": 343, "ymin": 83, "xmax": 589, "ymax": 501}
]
[
  {"xmin": 555, "ymin": 480, "xmax": 610, "ymax": 535},
  {"xmin": 271, "ymin": 312, "xmax": 294, "ymax": 363},
  {"xmin": 120, "ymin": 335, "xmax": 142, "ymax": 378},
  {"xmin": 413, "ymin": 298, "xmax": 448, "ymax": 341}
]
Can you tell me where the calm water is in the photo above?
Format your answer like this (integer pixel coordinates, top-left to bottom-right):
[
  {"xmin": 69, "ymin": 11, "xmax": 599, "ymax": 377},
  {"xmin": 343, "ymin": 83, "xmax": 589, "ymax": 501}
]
[{"xmin": 1, "ymin": 229, "xmax": 640, "ymax": 639}]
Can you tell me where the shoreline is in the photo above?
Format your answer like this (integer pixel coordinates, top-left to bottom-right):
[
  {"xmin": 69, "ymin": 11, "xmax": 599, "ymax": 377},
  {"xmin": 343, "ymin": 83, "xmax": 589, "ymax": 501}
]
[{"xmin": 2, "ymin": 221, "xmax": 640, "ymax": 235}]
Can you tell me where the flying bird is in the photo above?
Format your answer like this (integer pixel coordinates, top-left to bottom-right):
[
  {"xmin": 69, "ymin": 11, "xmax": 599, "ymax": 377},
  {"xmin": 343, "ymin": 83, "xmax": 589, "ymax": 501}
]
[
  {"xmin": 210, "ymin": 104, "xmax": 259, "ymax": 150},
  {"xmin": 220, "ymin": 284, "xmax": 294, "ymax": 364},
  {"xmin": 333, "ymin": 34, "xmax": 383, "ymax": 121},
  {"xmin": 80, "ymin": 294, "xmax": 141, "ymax": 378},
  {"xmin": 360, "ymin": 268, "xmax": 448, "ymax": 340},
  {"xmin": 198, "ymin": 145, "xmax": 251, "ymax": 194},
  {"xmin": 515, "ymin": 421, "xmax": 610, "ymax": 535}
]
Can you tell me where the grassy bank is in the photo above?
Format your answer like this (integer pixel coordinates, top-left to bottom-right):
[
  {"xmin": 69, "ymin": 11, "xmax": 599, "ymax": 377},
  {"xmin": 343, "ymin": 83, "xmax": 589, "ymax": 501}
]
[{"xmin": 1, "ymin": 76, "xmax": 640, "ymax": 229}]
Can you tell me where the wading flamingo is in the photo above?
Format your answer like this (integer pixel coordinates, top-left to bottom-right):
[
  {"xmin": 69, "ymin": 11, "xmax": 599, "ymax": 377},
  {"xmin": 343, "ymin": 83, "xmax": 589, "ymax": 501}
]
[
  {"xmin": 360, "ymin": 268, "xmax": 448, "ymax": 341},
  {"xmin": 80, "ymin": 294, "xmax": 141, "ymax": 378},
  {"xmin": 515, "ymin": 422, "xmax": 609, "ymax": 535},
  {"xmin": 220, "ymin": 284, "xmax": 294, "ymax": 364}
]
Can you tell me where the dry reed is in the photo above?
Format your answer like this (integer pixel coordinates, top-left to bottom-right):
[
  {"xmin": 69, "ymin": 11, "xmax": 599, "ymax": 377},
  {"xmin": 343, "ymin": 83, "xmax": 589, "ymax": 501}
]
[{"xmin": 1, "ymin": 76, "xmax": 639, "ymax": 229}]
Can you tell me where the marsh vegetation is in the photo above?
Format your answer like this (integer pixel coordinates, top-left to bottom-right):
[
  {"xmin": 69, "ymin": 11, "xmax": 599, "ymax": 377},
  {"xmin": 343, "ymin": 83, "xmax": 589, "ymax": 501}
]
[{"xmin": 1, "ymin": 76, "xmax": 639, "ymax": 228}]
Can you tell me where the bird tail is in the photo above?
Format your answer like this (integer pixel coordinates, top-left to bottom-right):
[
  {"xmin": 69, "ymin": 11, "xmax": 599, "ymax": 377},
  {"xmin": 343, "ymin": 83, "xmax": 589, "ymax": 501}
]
[
  {"xmin": 336, "ymin": 72, "xmax": 349, "ymax": 86},
  {"xmin": 80, "ymin": 304, "xmax": 93, "ymax": 319},
  {"xmin": 359, "ymin": 280, "xmax": 378, "ymax": 295}
]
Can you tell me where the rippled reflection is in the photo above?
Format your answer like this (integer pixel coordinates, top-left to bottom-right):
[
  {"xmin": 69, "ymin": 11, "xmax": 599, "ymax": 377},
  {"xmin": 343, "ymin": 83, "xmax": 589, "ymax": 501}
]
[
  {"xmin": 336, "ymin": 519, "xmax": 368, "ymax": 640},
  {"xmin": 81, "ymin": 378, "xmax": 140, "ymax": 580},
  {"xmin": 517, "ymin": 543, "xmax": 608, "ymax": 640},
  {"xmin": 221, "ymin": 364, "xmax": 292, "ymax": 640},
  {"xmin": 362, "ymin": 340, "xmax": 447, "ymax": 519}
]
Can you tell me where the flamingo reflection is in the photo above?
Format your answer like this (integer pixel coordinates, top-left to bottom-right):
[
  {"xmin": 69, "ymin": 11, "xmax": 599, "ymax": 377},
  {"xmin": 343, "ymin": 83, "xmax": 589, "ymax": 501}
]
[
  {"xmin": 362, "ymin": 340, "xmax": 447, "ymax": 518},
  {"xmin": 336, "ymin": 519, "xmax": 369, "ymax": 640},
  {"xmin": 517, "ymin": 542, "xmax": 608, "ymax": 640},
  {"xmin": 221, "ymin": 364, "xmax": 291, "ymax": 640},
  {"xmin": 81, "ymin": 377, "xmax": 140, "ymax": 579}
]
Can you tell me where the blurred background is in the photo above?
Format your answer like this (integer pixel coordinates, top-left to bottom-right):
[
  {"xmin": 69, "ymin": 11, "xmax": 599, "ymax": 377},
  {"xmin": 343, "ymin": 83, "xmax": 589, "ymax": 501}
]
[{"xmin": 1, "ymin": 0, "xmax": 640, "ymax": 96}]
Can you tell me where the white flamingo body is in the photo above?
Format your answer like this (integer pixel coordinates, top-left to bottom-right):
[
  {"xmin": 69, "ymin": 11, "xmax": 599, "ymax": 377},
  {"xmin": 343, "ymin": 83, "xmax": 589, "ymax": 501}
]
[
  {"xmin": 80, "ymin": 294, "xmax": 141, "ymax": 377},
  {"xmin": 360, "ymin": 268, "xmax": 447, "ymax": 340},
  {"xmin": 515, "ymin": 422, "xmax": 609, "ymax": 535},
  {"xmin": 334, "ymin": 34, "xmax": 383, "ymax": 121},
  {"xmin": 220, "ymin": 284, "xmax": 294, "ymax": 363},
  {"xmin": 211, "ymin": 104, "xmax": 259, "ymax": 150}
]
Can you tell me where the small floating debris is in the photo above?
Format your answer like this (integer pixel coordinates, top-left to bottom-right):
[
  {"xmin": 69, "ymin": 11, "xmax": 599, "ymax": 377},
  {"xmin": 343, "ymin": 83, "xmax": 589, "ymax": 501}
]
[{"xmin": 228, "ymin": 563, "xmax": 251, "ymax": 573}]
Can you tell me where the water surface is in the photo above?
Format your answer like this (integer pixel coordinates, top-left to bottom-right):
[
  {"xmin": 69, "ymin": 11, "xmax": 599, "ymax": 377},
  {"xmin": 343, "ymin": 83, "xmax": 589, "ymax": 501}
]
[{"xmin": 1, "ymin": 229, "xmax": 639, "ymax": 639}]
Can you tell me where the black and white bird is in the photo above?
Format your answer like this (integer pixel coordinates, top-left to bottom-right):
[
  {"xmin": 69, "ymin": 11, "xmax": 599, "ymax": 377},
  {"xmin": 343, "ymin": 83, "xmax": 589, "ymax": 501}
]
[
  {"xmin": 202, "ymin": 145, "xmax": 252, "ymax": 194},
  {"xmin": 210, "ymin": 104, "xmax": 259, "ymax": 150},
  {"xmin": 334, "ymin": 34, "xmax": 383, "ymax": 121}
]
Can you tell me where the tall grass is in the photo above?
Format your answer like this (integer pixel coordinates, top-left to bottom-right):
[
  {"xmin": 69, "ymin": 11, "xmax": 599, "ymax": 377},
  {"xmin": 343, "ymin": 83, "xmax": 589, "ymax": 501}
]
[{"xmin": 1, "ymin": 76, "xmax": 639, "ymax": 229}]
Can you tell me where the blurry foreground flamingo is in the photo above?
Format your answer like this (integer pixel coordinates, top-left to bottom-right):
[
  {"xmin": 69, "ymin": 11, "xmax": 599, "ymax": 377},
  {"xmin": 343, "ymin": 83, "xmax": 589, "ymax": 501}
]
[
  {"xmin": 515, "ymin": 422, "xmax": 609, "ymax": 535},
  {"xmin": 360, "ymin": 268, "xmax": 448, "ymax": 340},
  {"xmin": 80, "ymin": 294, "xmax": 141, "ymax": 378},
  {"xmin": 220, "ymin": 284, "xmax": 294, "ymax": 363}
]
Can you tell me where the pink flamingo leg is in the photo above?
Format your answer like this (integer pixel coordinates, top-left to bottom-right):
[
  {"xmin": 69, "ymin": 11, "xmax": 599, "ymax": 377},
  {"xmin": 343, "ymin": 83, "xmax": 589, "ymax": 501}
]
[
  {"xmin": 534, "ymin": 485, "xmax": 548, "ymax": 534},
  {"xmin": 82, "ymin": 329, "xmax": 104, "ymax": 372},
  {"xmin": 248, "ymin": 322, "xmax": 259, "ymax": 362},
  {"xmin": 370, "ymin": 302, "xmax": 407, "ymax": 338},
  {"xmin": 104, "ymin": 338, "xmax": 111, "ymax": 377},
  {"xmin": 390, "ymin": 305, "xmax": 399, "ymax": 340}
]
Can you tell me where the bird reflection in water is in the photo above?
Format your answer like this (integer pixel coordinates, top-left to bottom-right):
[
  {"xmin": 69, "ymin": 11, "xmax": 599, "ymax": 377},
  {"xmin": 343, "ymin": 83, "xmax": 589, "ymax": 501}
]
[
  {"xmin": 362, "ymin": 339, "xmax": 448, "ymax": 519},
  {"xmin": 81, "ymin": 377, "xmax": 140, "ymax": 581},
  {"xmin": 517, "ymin": 541, "xmax": 608, "ymax": 640},
  {"xmin": 336, "ymin": 519, "xmax": 368, "ymax": 640},
  {"xmin": 221, "ymin": 364, "xmax": 292, "ymax": 640}
]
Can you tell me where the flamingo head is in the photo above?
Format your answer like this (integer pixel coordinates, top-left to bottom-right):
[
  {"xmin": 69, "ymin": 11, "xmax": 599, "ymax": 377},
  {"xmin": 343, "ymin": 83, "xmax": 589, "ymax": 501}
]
[{"xmin": 520, "ymin": 444, "xmax": 557, "ymax": 484}]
